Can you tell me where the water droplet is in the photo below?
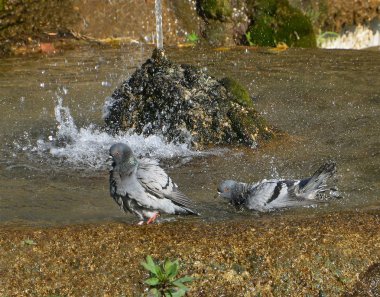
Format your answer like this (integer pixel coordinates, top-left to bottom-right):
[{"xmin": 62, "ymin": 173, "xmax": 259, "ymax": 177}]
[{"xmin": 101, "ymin": 81, "xmax": 112, "ymax": 87}]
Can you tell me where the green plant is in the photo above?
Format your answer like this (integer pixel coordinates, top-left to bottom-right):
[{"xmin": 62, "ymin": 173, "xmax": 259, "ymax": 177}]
[
  {"xmin": 245, "ymin": 31, "xmax": 255, "ymax": 46},
  {"xmin": 141, "ymin": 255, "xmax": 193, "ymax": 297},
  {"xmin": 22, "ymin": 239, "xmax": 37, "ymax": 245},
  {"xmin": 186, "ymin": 32, "xmax": 199, "ymax": 44}
]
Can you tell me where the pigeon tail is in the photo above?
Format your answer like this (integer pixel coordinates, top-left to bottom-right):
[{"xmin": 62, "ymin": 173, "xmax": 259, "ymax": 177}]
[{"xmin": 298, "ymin": 161, "xmax": 336, "ymax": 195}]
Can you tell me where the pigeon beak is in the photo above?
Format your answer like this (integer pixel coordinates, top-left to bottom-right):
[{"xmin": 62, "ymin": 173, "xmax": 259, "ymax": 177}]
[{"xmin": 214, "ymin": 192, "xmax": 221, "ymax": 199}]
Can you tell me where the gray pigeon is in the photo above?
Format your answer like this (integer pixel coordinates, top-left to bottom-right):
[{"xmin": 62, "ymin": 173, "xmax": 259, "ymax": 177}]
[
  {"xmin": 217, "ymin": 161, "xmax": 339, "ymax": 212},
  {"xmin": 108, "ymin": 143, "xmax": 198, "ymax": 224}
]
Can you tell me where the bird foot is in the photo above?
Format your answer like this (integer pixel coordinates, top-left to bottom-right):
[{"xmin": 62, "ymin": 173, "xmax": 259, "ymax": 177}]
[
  {"xmin": 146, "ymin": 212, "xmax": 160, "ymax": 224},
  {"xmin": 137, "ymin": 221, "xmax": 145, "ymax": 225}
]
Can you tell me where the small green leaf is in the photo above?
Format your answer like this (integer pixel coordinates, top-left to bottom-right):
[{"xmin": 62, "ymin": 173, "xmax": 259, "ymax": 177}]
[
  {"xmin": 144, "ymin": 277, "xmax": 160, "ymax": 286},
  {"xmin": 164, "ymin": 260, "xmax": 179, "ymax": 279},
  {"xmin": 141, "ymin": 262, "xmax": 156, "ymax": 275},
  {"xmin": 155, "ymin": 265, "xmax": 164, "ymax": 280},
  {"xmin": 168, "ymin": 288, "xmax": 186, "ymax": 297},
  {"xmin": 149, "ymin": 288, "xmax": 161, "ymax": 297},
  {"xmin": 141, "ymin": 256, "xmax": 159, "ymax": 275},
  {"xmin": 174, "ymin": 276, "xmax": 194, "ymax": 283},
  {"xmin": 146, "ymin": 255, "xmax": 156, "ymax": 269},
  {"xmin": 22, "ymin": 239, "xmax": 37, "ymax": 245},
  {"xmin": 164, "ymin": 259, "xmax": 173, "ymax": 271},
  {"xmin": 172, "ymin": 280, "xmax": 189, "ymax": 291},
  {"xmin": 186, "ymin": 32, "xmax": 199, "ymax": 43}
]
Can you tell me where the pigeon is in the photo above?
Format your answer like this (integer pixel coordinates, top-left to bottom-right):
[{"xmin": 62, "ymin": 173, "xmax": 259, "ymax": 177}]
[
  {"xmin": 217, "ymin": 161, "xmax": 340, "ymax": 212},
  {"xmin": 108, "ymin": 143, "xmax": 198, "ymax": 224}
]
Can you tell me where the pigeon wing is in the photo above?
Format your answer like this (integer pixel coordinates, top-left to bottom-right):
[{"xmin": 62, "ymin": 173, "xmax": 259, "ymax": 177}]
[
  {"xmin": 244, "ymin": 181, "xmax": 279, "ymax": 209},
  {"xmin": 136, "ymin": 158, "xmax": 196, "ymax": 210}
]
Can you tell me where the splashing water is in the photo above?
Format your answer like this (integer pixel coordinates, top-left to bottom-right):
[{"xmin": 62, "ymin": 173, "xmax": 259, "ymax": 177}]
[
  {"xmin": 33, "ymin": 93, "xmax": 203, "ymax": 170},
  {"xmin": 318, "ymin": 25, "xmax": 380, "ymax": 49},
  {"xmin": 269, "ymin": 157, "xmax": 280, "ymax": 179}
]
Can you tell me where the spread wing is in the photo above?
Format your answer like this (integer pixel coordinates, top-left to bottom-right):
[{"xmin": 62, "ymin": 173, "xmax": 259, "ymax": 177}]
[
  {"xmin": 246, "ymin": 179, "xmax": 319, "ymax": 210},
  {"xmin": 136, "ymin": 158, "xmax": 196, "ymax": 211}
]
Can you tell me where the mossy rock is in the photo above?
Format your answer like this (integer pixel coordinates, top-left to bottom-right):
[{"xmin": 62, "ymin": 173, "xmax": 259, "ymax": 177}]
[
  {"xmin": 246, "ymin": 0, "xmax": 316, "ymax": 47},
  {"xmin": 199, "ymin": 0, "xmax": 232, "ymax": 21},
  {"xmin": 220, "ymin": 77, "xmax": 253, "ymax": 108},
  {"xmin": 104, "ymin": 49, "xmax": 275, "ymax": 148},
  {"xmin": 201, "ymin": 19, "xmax": 235, "ymax": 46}
]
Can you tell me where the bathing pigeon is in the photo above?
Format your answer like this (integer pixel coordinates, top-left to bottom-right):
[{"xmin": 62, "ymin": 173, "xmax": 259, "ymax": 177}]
[
  {"xmin": 217, "ymin": 161, "xmax": 339, "ymax": 212},
  {"xmin": 108, "ymin": 143, "xmax": 198, "ymax": 224}
]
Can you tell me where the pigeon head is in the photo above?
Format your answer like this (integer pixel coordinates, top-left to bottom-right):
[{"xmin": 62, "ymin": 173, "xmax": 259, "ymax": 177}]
[
  {"xmin": 109, "ymin": 143, "xmax": 137, "ymax": 172},
  {"xmin": 217, "ymin": 180, "xmax": 238, "ymax": 201}
]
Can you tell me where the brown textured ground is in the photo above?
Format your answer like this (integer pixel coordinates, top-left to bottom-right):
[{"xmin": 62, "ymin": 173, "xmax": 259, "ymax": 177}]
[{"xmin": 0, "ymin": 211, "xmax": 379, "ymax": 296}]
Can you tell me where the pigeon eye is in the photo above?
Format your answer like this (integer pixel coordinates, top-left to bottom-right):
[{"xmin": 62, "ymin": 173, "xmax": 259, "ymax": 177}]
[{"xmin": 224, "ymin": 187, "xmax": 229, "ymax": 192}]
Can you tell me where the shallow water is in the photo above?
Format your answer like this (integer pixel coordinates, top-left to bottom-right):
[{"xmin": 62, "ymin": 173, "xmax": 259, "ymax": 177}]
[{"xmin": 0, "ymin": 45, "xmax": 379, "ymax": 226}]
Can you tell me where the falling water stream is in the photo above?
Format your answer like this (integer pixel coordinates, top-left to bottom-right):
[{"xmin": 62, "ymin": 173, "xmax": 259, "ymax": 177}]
[
  {"xmin": 0, "ymin": 45, "xmax": 379, "ymax": 226},
  {"xmin": 155, "ymin": 0, "xmax": 164, "ymax": 49}
]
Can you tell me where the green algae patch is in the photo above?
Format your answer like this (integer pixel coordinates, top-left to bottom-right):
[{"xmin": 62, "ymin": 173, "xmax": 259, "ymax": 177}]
[
  {"xmin": 220, "ymin": 77, "xmax": 253, "ymax": 108},
  {"xmin": 199, "ymin": 0, "xmax": 232, "ymax": 21},
  {"xmin": 0, "ymin": 211, "xmax": 379, "ymax": 296},
  {"xmin": 246, "ymin": 0, "xmax": 316, "ymax": 48}
]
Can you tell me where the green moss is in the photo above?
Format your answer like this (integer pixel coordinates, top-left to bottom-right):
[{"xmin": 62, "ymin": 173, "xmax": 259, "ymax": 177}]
[
  {"xmin": 199, "ymin": 0, "xmax": 232, "ymax": 21},
  {"xmin": 247, "ymin": 0, "xmax": 316, "ymax": 48},
  {"xmin": 220, "ymin": 77, "xmax": 253, "ymax": 108}
]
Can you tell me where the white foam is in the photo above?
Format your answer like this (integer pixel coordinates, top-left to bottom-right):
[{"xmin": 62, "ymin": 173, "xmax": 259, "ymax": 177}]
[
  {"xmin": 318, "ymin": 25, "xmax": 380, "ymax": 49},
  {"xmin": 32, "ymin": 94, "xmax": 203, "ymax": 170}
]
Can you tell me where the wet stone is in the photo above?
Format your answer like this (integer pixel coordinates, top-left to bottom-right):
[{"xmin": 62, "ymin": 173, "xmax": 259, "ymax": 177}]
[
  {"xmin": 0, "ymin": 211, "xmax": 379, "ymax": 296},
  {"xmin": 103, "ymin": 48, "xmax": 275, "ymax": 148}
]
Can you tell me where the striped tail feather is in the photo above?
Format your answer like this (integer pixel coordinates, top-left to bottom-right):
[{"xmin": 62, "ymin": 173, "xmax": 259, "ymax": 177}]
[{"xmin": 299, "ymin": 161, "xmax": 336, "ymax": 195}]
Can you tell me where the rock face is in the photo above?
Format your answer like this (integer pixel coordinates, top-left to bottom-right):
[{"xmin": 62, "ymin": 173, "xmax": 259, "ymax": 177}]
[
  {"xmin": 103, "ymin": 49, "xmax": 274, "ymax": 148},
  {"xmin": 246, "ymin": 0, "xmax": 317, "ymax": 47}
]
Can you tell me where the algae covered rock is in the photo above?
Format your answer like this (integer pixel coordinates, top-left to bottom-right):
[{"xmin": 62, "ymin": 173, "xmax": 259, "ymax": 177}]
[
  {"xmin": 103, "ymin": 49, "xmax": 274, "ymax": 148},
  {"xmin": 198, "ymin": 0, "xmax": 232, "ymax": 21},
  {"xmin": 197, "ymin": 0, "xmax": 248, "ymax": 46},
  {"xmin": 246, "ymin": 0, "xmax": 316, "ymax": 47}
]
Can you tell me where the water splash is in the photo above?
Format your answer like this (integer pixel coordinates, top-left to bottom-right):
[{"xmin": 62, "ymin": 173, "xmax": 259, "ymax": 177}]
[
  {"xmin": 33, "ymin": 93, "xmax": 203, "ymax": 170},
  {"xmin": 269, "ymin": 157, "xmax": 280, "ymax": 179},
  {"xmin": 54, "ymin": 94, "xmax": 78, "ymax": 143},
  {"xmin": 318, "ymin": 25, "xmax": 380, "ymax": 49}
]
